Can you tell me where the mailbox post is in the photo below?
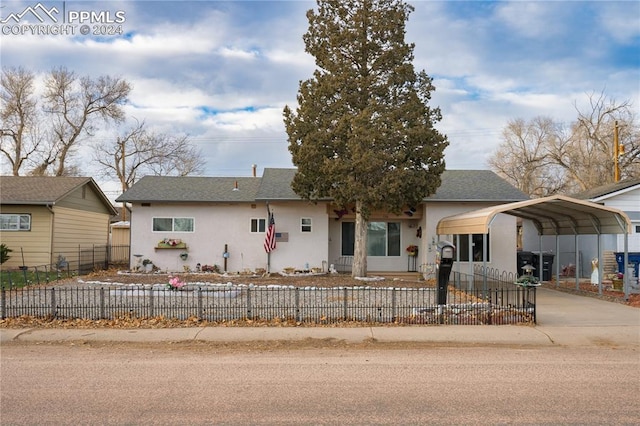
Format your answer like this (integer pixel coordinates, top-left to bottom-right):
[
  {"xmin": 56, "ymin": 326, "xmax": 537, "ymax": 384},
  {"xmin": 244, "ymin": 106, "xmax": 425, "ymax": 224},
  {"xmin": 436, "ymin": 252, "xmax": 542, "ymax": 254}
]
[{"xmin": 436, "ymin": 241, "xmax": 456, "ymax": 305}]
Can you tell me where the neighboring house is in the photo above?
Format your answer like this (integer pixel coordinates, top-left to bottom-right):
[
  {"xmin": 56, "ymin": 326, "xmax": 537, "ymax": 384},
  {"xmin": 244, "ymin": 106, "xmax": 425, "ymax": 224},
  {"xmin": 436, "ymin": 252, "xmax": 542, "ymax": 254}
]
[
  {"xmin": 116, "ymin": 169, "xmax": 528, "ymax": 275},
  {"xmin": 522, "ymin": 178, "xmax": 640, "ymax": 277},
  {"xmin": 0, "ymin": 176, "xmax": 118, "ymax": 269}
]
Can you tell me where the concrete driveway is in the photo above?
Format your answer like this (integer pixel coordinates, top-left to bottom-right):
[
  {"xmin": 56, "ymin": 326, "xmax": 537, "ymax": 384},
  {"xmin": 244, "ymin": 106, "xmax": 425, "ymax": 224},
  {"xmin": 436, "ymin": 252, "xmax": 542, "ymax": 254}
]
[
  {"xmin": 536, "ymin": 287, "xmax": 639, "ymax": 326},
  {"xmin": 534, "ymin": 287, "xmax": 639, "ymax": 346}
]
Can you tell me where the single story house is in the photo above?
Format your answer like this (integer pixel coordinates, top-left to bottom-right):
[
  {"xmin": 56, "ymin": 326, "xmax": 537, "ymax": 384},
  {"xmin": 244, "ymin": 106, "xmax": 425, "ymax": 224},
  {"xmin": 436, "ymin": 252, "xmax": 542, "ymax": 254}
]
[
  {"xmin": 116, "ymin": 168, "xmax": 528, "ymax": 275},
  {"xmin": 0, "ymin": 176, "xmax": 118, "ymax": 269}
]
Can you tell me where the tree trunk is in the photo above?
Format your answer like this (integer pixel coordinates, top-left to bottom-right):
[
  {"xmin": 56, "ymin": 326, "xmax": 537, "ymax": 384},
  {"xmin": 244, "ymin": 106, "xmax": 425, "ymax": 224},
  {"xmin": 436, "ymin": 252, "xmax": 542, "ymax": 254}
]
[{"xmin": 352, "ymin": 201, "xmax": 368, "ymax": 278}]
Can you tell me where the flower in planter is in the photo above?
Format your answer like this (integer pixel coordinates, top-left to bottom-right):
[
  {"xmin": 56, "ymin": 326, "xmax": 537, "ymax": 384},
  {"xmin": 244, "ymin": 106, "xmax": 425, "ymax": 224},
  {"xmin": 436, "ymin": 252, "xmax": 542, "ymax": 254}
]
[
  {"xmin": 406, "ymin": 245, "xmax": 418, "ymax": 255},
  {"xmin": 167, "ymin": 276, "xmax": 186, "ymax": 290},
  {"xmin": 159, "ymin": 238, "xmax": 183, "ymax": 246},
  {"xmin": 515, "ymin": 274, "xmax": 539, "ymax": 286}
]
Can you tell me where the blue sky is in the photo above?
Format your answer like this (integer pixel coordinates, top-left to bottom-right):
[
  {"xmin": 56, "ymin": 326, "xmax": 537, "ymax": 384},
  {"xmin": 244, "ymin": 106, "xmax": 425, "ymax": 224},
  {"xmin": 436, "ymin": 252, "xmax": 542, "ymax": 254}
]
[{"xmin": 1, "ymin": 0, "xmax": 639, "ymax": 196}]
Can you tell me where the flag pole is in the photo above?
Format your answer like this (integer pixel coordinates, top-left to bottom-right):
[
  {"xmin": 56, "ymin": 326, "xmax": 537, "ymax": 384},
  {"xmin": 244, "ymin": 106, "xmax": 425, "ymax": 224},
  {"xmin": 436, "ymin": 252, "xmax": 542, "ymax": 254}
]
[
  {"xmin": 264, "ymin": 203, "xmax": 276, "ymax": 274},
  {"xmin": 266, "ymin": 203, "xmax": 271, "ymax": 274}
]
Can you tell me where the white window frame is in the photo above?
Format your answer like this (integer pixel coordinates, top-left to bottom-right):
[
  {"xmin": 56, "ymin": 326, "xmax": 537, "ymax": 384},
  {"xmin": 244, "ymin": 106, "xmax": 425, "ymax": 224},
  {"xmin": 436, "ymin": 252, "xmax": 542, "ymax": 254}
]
[
  {"xmin": 301, "ymin": 217, "xmax": 312, "ymax": 233},
  {"xmin": 251, "ymin": 218, "xmax": 266, "ymax": 233},
  {"xmin": 0, "ymin": 214, "xmax": 31, "ymax": 231},
  {"xmin": 152, "ymin": 217, "xmax": 195, "ymax": 232}
]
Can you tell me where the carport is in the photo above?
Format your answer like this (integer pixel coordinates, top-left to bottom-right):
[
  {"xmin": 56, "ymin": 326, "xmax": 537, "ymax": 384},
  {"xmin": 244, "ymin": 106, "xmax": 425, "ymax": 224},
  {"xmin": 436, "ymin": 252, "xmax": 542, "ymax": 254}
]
[{"xmin": 436, "ymin": 195, "xmax": 634, "ymax": 299}]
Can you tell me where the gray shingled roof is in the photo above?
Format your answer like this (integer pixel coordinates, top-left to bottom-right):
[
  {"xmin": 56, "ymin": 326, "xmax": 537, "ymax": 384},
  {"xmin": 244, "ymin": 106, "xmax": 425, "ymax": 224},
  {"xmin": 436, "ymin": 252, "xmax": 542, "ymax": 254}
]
[
  {"xmin": 117, "ymin": 169, "xmax": 527, "ymax": 204},
  {"xmin": 116, "ymin": 175, "xmax": 262, "ymax": 203},
  {"xmin": 255, "ymin": 168, "xmax": 300, "ymax": 200},
  {"xmin": 571, "ymin": 178, "xmax": 640, "ymax": 201},
  {"xmin": 1, "ymin": 176, "xmax": 92, "ymax": 204},
  {"xmin": 0, "ymin": 176, "xmax": 118, "ymax": 214},
  {"xmin": 426, "ymin": 170, "xmax": 529, "ymax": 202}
]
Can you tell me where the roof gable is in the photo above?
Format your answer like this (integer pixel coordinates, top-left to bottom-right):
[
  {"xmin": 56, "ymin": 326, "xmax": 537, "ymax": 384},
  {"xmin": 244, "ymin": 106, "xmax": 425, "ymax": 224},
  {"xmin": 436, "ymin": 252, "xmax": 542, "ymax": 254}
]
[
  {"xmin": 571, "ymin": 178, "xmax": 640, "ymax": 202},
  {"xmin": 1, "ymin": 176, "xmax": 91, "ymax": 204},
  {"xmin": 0, "ymin": 176, "xmax": 117, "ymax": 215}
]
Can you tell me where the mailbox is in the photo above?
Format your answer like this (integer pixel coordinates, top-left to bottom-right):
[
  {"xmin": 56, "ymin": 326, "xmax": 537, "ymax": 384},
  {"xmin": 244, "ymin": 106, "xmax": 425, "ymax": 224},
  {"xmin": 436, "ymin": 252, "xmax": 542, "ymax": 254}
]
[{"xmin": 436, "ymin": 241, "xmax": 455, "ymax": 305}]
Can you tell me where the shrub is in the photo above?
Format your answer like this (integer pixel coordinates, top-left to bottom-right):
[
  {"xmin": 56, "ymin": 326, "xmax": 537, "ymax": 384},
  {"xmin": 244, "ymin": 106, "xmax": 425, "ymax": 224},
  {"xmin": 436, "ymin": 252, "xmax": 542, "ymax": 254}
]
[{"xmin": 0, "ymin": 244, "xmax": 12, "ymax": 264}]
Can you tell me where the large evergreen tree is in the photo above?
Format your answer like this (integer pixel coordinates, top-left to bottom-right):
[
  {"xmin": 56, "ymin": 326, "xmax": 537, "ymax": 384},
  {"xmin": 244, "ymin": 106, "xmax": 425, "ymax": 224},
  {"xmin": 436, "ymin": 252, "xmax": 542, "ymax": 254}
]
[{"xmin": 284, "ymin": 0, "xmax": 447, "ymax": 277}]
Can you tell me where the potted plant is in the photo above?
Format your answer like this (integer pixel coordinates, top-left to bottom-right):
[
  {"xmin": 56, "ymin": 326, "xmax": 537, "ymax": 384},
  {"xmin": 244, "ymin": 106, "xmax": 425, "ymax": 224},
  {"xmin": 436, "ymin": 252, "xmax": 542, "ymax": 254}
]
[
  {"xmin": 515, "ymin": 274, "xmax": 540, "ymax": 287},
  {"xmin": 612, "ymin": 272, "xmax": 624, "ymax": 291},
  {"xmin": 406, "ymin": 245, "xmax": 418, "ymax": 256}
]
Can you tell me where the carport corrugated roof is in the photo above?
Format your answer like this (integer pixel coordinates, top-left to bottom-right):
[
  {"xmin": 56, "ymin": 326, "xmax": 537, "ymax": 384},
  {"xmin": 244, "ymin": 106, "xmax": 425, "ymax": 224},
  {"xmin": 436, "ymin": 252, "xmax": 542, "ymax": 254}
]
[{"xmin": 436, "ymin": 195, "xmax": 631, "ymax": 236}]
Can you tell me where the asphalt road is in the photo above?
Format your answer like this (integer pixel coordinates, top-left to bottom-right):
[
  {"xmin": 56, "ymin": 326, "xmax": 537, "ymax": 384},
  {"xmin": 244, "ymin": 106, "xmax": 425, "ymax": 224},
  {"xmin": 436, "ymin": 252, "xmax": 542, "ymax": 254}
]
[{"xmin": 1, "ymin": 341, "xmax": 638, "ymax": 425}]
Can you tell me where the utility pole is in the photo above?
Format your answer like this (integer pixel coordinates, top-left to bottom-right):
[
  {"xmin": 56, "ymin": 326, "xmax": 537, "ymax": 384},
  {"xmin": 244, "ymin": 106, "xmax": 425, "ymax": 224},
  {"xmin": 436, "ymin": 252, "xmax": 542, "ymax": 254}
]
[
  {"xmin": 614, "ymin": 121, "xmax": 620, "ymax": 182},
  {"xmin": 121, "ymin": 138, "xmax": 127, "ymax": 221}
]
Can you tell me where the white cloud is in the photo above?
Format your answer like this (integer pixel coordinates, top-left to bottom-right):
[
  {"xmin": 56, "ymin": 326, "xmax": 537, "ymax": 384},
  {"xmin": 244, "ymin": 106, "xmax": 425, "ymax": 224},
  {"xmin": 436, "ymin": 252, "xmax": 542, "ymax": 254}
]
[{"xmin": 1, "ymin": 0, "xmax": 637, "ymax": 180}]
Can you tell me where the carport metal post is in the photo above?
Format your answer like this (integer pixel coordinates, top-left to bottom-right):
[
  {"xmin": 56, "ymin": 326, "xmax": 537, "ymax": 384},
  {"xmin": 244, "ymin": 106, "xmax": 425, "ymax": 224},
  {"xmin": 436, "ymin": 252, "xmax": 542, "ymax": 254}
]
[
  {"xmin": 468, "ymin": 234, "xmax": 473, "ymax": 290},
  {"xmin": 597, "ymin": 233, "xmax": 603, "ymax": 296},
  {"xmin": 538, "ymin": 235, "xmax": 543, "ymax": 283},
  {"xmin": 575, "ymin": 234, "xmax": 580, "ymax": 290},
  {"xmin": 624, "ymin": 234, "xmax": 629, "ymax": 300},
  {"xmin": 555, "ymin": 236, "xmax": 561, "ymax": 288},
  {"xmin": 482, "ymin": 233, "xmax": 488, "ymax": 297}
]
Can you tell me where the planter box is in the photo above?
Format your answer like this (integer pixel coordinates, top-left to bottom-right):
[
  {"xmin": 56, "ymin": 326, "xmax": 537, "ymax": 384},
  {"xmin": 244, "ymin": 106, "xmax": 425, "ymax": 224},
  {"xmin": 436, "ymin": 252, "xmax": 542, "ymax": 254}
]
[{"xmin": 155, "ymin": 243, "xmax": 187, "ymax": 250}]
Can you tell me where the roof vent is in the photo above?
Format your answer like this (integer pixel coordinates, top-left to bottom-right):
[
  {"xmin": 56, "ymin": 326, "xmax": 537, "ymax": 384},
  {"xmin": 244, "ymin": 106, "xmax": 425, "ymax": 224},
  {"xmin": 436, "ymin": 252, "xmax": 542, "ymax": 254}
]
[{"xmin": 233, "ymin": 180, "xmax": 239, "ymax": 191}]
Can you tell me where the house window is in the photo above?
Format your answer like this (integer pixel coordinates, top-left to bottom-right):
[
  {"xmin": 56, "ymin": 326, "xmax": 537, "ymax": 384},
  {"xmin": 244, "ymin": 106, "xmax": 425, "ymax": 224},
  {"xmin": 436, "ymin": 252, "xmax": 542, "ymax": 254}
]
[
  {"xmin": 634, "ymin": 224, "xmax": 640, "ymax": 234},
  {"xmin": 457, "ymin": 234, "xmax": 490, "ymax": 262},
  {"xmin": 152, "ymin": 217, "xmax": 194, "ymax": 232},
  {"xmin": 251, "ymin": 218, "xmax": 266, "ymax": 233},
  {"xmin": 341, "ymin": 222, "xmax": 400, "ymax": 256},
  {"xmin": 301, "ymin": 218, "xmax": 312, "ymax": 232},
  {"xmin": 0, "ymin": 214, "xmax": 31, "ymax": 231}
]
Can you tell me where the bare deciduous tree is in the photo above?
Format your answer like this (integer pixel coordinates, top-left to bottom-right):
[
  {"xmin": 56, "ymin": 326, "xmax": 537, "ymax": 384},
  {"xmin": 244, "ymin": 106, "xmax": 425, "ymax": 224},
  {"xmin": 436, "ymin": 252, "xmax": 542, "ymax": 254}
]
[
  {"xmin": 489, "ymin": 92, "xmax": 639, "ymax": 197},
  {"xmin": 1, "ymin": 66, "xmax": 131, "ymax": 176},
  {"xmin": 0, "ymin": 67, "xmax": 42, "ymax": 175},
  {"xmin": 488, "ymin": 116, "xmax": 569, "ymax": 197},
  {"xmin": 93, "ymin": 119, "xmax": 205, "ymax": 195},
  {"xmin": 40, "ymin": 67, "xmax": 131, "ymax": 176},
  {"xmin": 557, "ymin": 92, "xmax": 639, "ymax": 190}
]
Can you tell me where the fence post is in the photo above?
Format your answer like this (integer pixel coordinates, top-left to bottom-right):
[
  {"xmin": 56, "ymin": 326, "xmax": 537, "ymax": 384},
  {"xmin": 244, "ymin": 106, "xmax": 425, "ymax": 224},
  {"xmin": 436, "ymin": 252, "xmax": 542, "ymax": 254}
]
[
  {"xmin": 1, "ymin": 287, "xmax": 5, "ymax": 319},
  {"xmin": 532, "ymin": 287, "xmax": 537, "ymax": 324},
  {"xmin": 50, "ymin": 287, "xmax": 56, "ymax": 318},
  {"xmin": 342, "ymin": 287, "xmax": 349, "ymax": 321},
  {"xmin": 295, "ymin": 288, "xmax": 300, "ymax": 322},
  {"xmin": 149, "ymin": 287, "xmax": 155, "ymax": 318},
  {"xmin": 391, "ymin": 288, "xmax": 397, "ymax": 323},
  {"xmin": 100, "ymin": 287, "xmax": 105, "ymax": 319},
  {"xmin": 197, "ymin": 287, "xmax": 203, "ymax": 320},
  {"xmin": 246, "ymin": 287, "xmax": 252, "ymax": 320}
]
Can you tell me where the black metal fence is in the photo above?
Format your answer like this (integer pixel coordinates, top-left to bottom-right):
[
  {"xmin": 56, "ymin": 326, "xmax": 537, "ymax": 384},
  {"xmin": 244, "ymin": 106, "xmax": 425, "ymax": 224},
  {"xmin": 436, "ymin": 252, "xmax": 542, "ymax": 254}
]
[
  {"xmin": 0, "ymin": 244, "xmax": 130, "ymax": 288},
  {"xmin": 0, "ymin": 276, "xmax": 536, "ymax": 325}
]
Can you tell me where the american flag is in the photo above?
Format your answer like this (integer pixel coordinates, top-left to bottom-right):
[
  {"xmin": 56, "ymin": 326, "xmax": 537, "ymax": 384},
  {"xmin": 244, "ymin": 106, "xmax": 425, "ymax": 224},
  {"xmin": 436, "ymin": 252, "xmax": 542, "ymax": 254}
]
[{"xmin": 264, "ymin": 211, "xmax": 276, "ymax": 253}]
